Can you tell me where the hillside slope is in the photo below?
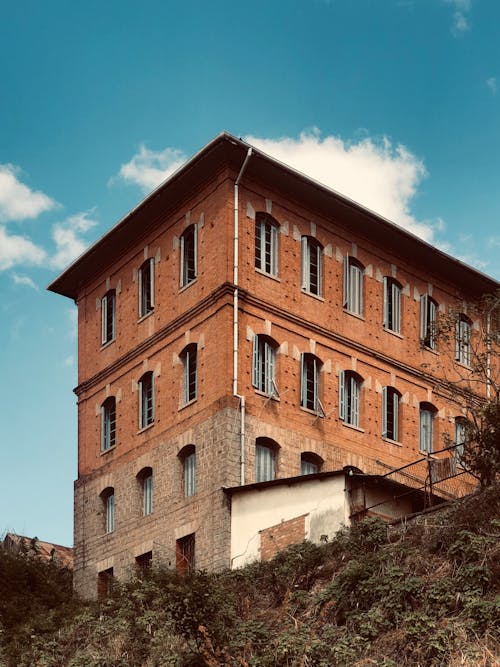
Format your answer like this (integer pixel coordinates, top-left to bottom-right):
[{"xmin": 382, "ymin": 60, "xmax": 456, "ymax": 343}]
[{"xmin": 1, "ymin": 485, "xmax": 499, "ymax": 667}]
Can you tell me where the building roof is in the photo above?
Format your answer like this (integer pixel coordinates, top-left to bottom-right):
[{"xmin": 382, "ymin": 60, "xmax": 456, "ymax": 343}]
[
  {"xmin": 48, "ymin": 132, "xmax": 499, "ymax": 300},
  {"xmin": 2, "ymin": 532, "xmax": 73, "ymax": 569}
]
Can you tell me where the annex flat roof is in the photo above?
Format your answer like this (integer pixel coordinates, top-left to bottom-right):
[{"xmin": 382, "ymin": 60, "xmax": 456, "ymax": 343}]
[{"xmin": 48, "ymin": 132, "xmax": 499, "ymax": 300}]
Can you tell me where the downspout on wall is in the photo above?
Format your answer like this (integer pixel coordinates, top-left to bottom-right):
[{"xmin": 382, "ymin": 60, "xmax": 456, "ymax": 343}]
[{"xmin": 233, "ymin": 148, "xmax": 252, "ymax": 485}]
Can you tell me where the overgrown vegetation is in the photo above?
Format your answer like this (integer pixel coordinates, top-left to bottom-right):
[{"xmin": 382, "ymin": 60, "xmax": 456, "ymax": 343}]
[{"xmin": 2, "ymin": 486, "xmax": 499, "ymax": 666}]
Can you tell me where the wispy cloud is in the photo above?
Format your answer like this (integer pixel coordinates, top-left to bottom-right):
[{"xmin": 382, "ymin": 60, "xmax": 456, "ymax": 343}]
[
  {"xmin": 67, "ymin": 308, "xmax": 78, "ymax": 339},
  {"xmin": 444, "ymin": 0, "xmax": 471, "ymax": 36},
  {"xmin": 245, "ymin": 129, "xmax": 438, "ymax": 242},
  {"xmin": 111, "ymin": 144, "xmax": 187, "ymax": 193},
  {"xmin": 50, "ymin": 210, "xmax": 98, "ymax": 270},
  {"xmin": 486, "ymin": 77, "xmax": 497, "ymax": 95},
  {"xmin": 12, "ymin": 273, "xmax": 39, "ymax": 290},
  {"xmin": 63, "ymin": 355, "xmax": 75, "ymax": 367},
  {"xmin": 0, "ymin": 164, "xmax": 58, "ymax": 222},
  {"xmin": 0, "ymin": 225, "xmax": 47, "ymax": 270}
]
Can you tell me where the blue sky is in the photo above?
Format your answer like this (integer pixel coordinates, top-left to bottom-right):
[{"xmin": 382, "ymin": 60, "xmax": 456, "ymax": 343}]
[{"xmin": 1, "ymin": 0, "xmax": 499, "ymax": 547}]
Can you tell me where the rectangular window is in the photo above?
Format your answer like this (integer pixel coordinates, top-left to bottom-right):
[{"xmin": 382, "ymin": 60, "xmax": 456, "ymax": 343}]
[
  {"xmin": 300, "ymin": 354, "xmax": 321, "ymax": 412},
  {"xmin": 180, "ymin": 225, "xmax": 197, "ymax": 287},
  {"xmin": 184, "ymin": 451, "xmax": 196, "ymax": 496},
  {"xmin": 139, "ymin": 372, "xmax": 154, "ymax": 428},
  {"xmin": 419, "ymin": 408, "xmax": 434, "ymax": 453},
  {"xmin": 455, "ymin": 419, "xmax": 466, "ymax": 465},
  {"xmin": 382, "ymin": 387, "xmax": 399, "ymax": 441},
  {"xmin": 139, "ymin": 258, "xmax": 154, "ymax": 318},
  {"xmin": 97, "ymin": 567, "xmax": 114, "ymax": 599},
  {"xmin": 143, "ymin": 474, "xmax": 153, "ymax": 515},
  {"xmin": 301, "ymin": 237, "xmax": 322, "ymax": 296},
  {"xmin": 135, "ymin": 551, "xmax": 152, "ymax": 576},
  {"xmin": 420, "ymin": 295, "xmax": 437, "ymax": 349},
  {"xmin": 101, "ymin": 290, "xmax": 116, "ymax": 345},
  {"xmin": 255, "ymin": 443, "xmax": 275, "ymax": 482},
  {"xmin": 101, "ymin": 398, "xmax": 116, "ymax": 451},
  {"xmin": 383, "ymin": 278, "xmax": 401, "ymax": 333},
  {"xmin": 176, "ymin": 533, "xmax": 195, "ymax": 575},
  {"xmin": 339, "ymin": 371, "xmax": 361, "ymax": 427},
  {"xmin": 182, "ymin": 345, "xmax": 197, "ymax": 404},
  {"xmin": 343, "ymin": 256, "xmax": 364, "ymax": 315},
  {"xmin": 252, "ymin": 335, "xmax": 277, "ymax": 396},
  {"xmin": 105, "ymin": 493, "xmax": 115, "ymax": 533},
  {"xmin": 455, "ymin": 317, "xmax": 471, "ymax": 366},
  {"xmin": 255, "ymin": 216, "xmax": 278, "ymax": 276}
]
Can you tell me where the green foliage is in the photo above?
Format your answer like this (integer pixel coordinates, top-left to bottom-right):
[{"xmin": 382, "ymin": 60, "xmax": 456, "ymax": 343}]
[{"xmin": 1, "ymin": 491, "xmax": 499, "ymax": 667}]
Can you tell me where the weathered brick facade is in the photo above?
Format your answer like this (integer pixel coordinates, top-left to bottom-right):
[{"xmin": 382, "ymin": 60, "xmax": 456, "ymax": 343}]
[{"xmin": 49, "ymin": 133, "xmax": 497, "ymax": 598}]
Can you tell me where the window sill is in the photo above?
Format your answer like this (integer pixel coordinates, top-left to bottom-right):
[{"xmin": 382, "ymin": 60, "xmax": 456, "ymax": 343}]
[
  {"xmin": 383, "ymin": 327, "xmax": 403, "ymax": 339},
  {"xmin": 300, "ymin": 405, "xmax": 324, "ymax": 417},
  {"xmin": 341, "ymin": 422, "xmax": 365, "ymax": 433},
  {"xmin": 137, "ymin": 422, "xmax": 155, "ymax": 434},
  {"xmin": 138, "ymin": 310, "xmax": 154, "ymax": 324},
  {"xmin": 382, "ymin": 437, "xmax": 402, "ymax": 447},
  {"xmin": 343, "ymin": 309, "xmax": 364, "ymax": 321},
  {"xmin": 179, "ymin": 398, "xmax": 197, "ymax": 411},
  {"xmin": 421, "ymin": 344, "xmax": 439, "ymax": 355},
  {"xmin": 100, "ymin": 445, "xmax": 116, "ymax": 456},
  {"xmin": 301, "ymin": 289, "xmax": 324, "ymax": 302},
  {"xmin": 255, "ymin": 268, "xmax": 280, "ymax": 282},
  {"xmin": 179, "ymin": 278, "xmax": 197, "ymax": 293},
  {"xmin": 254, "ymin": 389, "xmax": 280, "ymax": 401},
  {"xmin": 101, "ymin": 338, "xmax": 116, "ymax": 350},
  {"xmin": 455, "ymin": 360, "xmax": 472, "ymax": 371}
]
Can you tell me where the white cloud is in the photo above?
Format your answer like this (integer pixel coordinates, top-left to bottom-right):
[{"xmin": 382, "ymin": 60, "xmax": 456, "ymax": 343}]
[
  {"xmin": 50, "ymin": 210, "xmax": 98, "ymax": 270},
  {"xmin": 111, "ymin": 144, "xmax": 188, "ymax": 193},
  {"xmin": 0, "ymin": 225, "xmax": 47, "ymax": 270},
  {"xmin": 487, "ymin": 77, "xmax": 497, "ymax": 95},
  {"xmin": 0, "ymin": 164, "xmax": 58, "ymax": 222},
  {"xmin": 444, "ymin": 0, "xmax": 470, "ymax": 35},
  {"xmin": 12, "ymin": 273, "xmax": 39, "ymax": 290},
  {"xmin": 63, "ymin": 355, "xmax": 75, "ymax": 367},
  {"xmin": 67, "ymin": 308, "xmax": 78, "ymax": 338},
  {"xmin": 245, "ymin": 129, "xmax": 437, "ymax": 242}
]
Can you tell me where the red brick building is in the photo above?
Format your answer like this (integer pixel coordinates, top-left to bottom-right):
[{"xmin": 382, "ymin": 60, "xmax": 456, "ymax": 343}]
[{"xmin": 49, "ymin": 132, "xmax": 498, "ymax": 598}]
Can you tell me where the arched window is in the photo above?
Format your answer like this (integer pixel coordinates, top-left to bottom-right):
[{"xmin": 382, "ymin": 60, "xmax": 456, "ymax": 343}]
[
  {"xmin": 382, "ymin": 387, "xmax": 401, "ymax": 441},
  {"xmin": 100, "ymin": 487, "xmax": 115, "ymax": 534},
  {"xmin": 101, "ymin": 289, "xmax": 116, "ymax": 345},
  {"xmin": 383, "ymin": 278, "xmax": 402, "ymax": 333},
  {"xmin": 255, "ymin": 437, "xmax": 279, "ymax": 483},
  {"xmin": 455, "ymin": 315, "xmax": 471, "ymax": 366},
  {"xmin": 301, "ymin": 236, "xmax": 323, "ymax": 296},
  {"xmin": 138, "ymin": 371, "xmax": 154, "ymax": 429},
  {"xmin": 300, "ymin": 452, "xmax": 323, "ymax": 475},
  {"xmin": 343, "ymin": 256, "xmax": 364, "ymax": 316},
  {"xmin": 252, "ymin": 334, "xmax": 279, "ymax": 396},
  {"xmin": 180, "ymin": 344, "xmax": 197, "ymax": 404},
  {"xmin": 255, "ymin": 213, "xmax": 279, "ymax": 277},
  {"xmin": 419, "ymin": 402, "xmax": 437, "ymax": 453},
  {"xmin": 138, "ymin": 258, "xmax": 154, "ymax": 317},
  {"xmin": 101, "ymin": 396, "xmax": 116, "ymax": 451},
  {"xmin": 137, "ymin": 467, "xmax": 153, "ymax": 516},
  {"xmin": 300, "ymin": 353, "xmax": 323, "ymax": 413},
  {"xmin": 339, "ymin": 370, "xmax": 363, "ymax": 427},
  {"xmin": 179, "ymin": 445, "xmax": 196, "ymax": 496},
  {"xmin": 180, "ymin": 224, "xmax": 197, "ymax": 287},
  {"xmin": 420, "ymin": 294, "xmax": 438, "ymax": 349}
]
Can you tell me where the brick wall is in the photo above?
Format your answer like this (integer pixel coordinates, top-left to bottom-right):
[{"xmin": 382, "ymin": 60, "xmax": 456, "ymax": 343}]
[{"xmin": 260, "ymin": 514, "xmax": 307, "ymax": 561}]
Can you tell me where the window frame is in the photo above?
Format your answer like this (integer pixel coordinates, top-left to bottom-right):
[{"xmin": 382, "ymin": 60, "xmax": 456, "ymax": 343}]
[
  {"xmin": 181, "ymin": 344, "xmax": 197, "ymax": 405},
  {"xmin": 455, "ymin": 417, "xmax": 467, "ymax": 465},
  {"xmin": 138, "ymin": 258, "xmax": 154, "ymax": 318},
  {"xmin": 419, "ymin": 403, "xmax": 436, "ymax": 453},
  {"xmin": 382, "ymin": 386, "xmax": 401, "ymax": 441},
  {"xmin": 184, "ymin": 449, "xmax": 196, "ymax": 497},
  {"xmin": 101, "ymin": 289, "xmax": 116, "ymax": 345},
  {"xmin": 300, "ymin": 353, "xmax": 323, "ymax": 413},
  {"xmin": 255, "ymin": 213, "xmax": 279, "ymax": 277},
  {"xmin": 300, "ymin": 452, "xmax": 323, "ymax": 476},
  {"xmin": 255, "ymin": 437, "xmax": 278, "ymax": 483},
  {"xmin": 343, "ymin": 256, "xmax": 364, "ymax": 316},
  {"xmin": 101, "ymin": 489, "xmax": 115, "ymax": 534},
  {"xmin": 101, "ymin": 396, "xmax": 116, "ymax": 452},
  {"xmin": 252, "ymin": 335, "xmax": 278, "ymax": 396},
  {"xmin": 143, "ymin": 473, "xmax": 153, "ymax": 516},
  {"xmin": 180, "ymin": 224, "xmax": 197, "ymax": 288},
  {"xmin": 138, "ymin": 371, "xmax": 154, "ymax": 429},
  {"xmin": 301, "ymin": 236, "xmax": 323, "ymax": 297},
  {"xmin": 383, "ymin": 277, "xmax": 402, "ymax": 334},
  {"xmin": 455, "ymin": 315, "xmax": 471, "ymax": 366},
  {"xmin": 339, "ymin": 370, "xmax": 362, "ymax": 427},
  {"xmin": 420, "ymin": 294, "xmax": 438, "ymax": 350}
]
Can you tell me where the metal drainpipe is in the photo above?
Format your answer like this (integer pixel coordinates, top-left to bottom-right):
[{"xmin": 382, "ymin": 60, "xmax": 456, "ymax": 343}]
[{"xmin": 233, "ymin": 147, "xmax": 252, "ymax": 485}]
